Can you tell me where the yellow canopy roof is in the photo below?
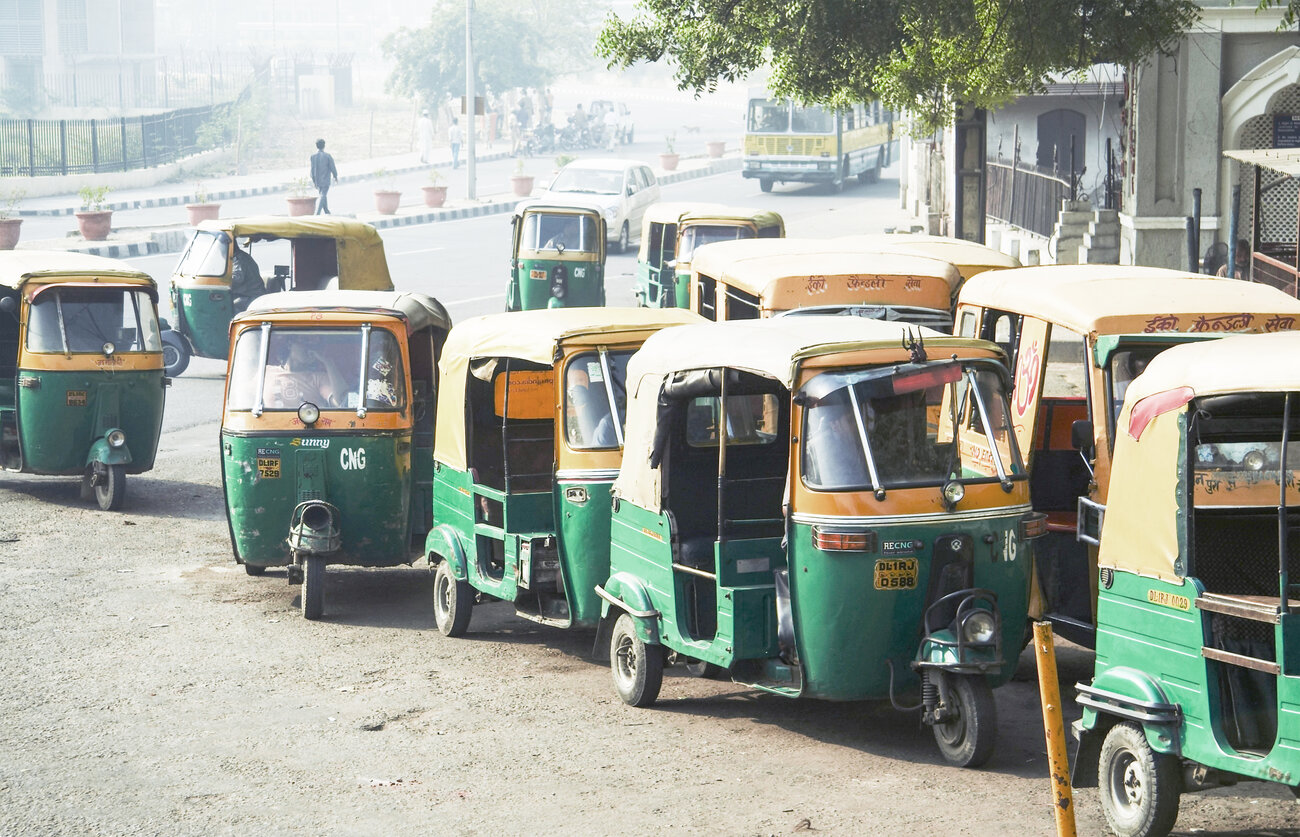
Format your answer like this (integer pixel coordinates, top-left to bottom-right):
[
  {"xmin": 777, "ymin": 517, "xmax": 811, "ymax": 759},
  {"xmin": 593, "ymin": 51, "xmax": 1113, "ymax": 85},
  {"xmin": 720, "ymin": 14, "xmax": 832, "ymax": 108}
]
[
  {"xmin": 837, "ymin": 234, "xmax": 1021, "ymax": 279},
  {"xmin": 641, "ymin": 201, "xmax": 728, "ymax": 227},
  {"xmin": 692, "ymin": 247, "xmax": 960, "ymax": 296},
  {"xmin": 678, "ymin": 207, "xmax": 784, "ymax": 229},
  {"xmin": 957, "ymin": 266, "xmax": 1300, "ymax": 336},
  {"xmin": 0, "ymin": 250, "xmax": 156, "ymax": 291},
  {"xmin": 235, "ymin": 290, "xmax": 451, "ymax": 334},
  {"xmin": 199, "ymin": 215, "xmax": 393, "ymax": 291},
  {"xmin": 1124, "ymin": 330, "xmax": 1300, "ymax": 405}
]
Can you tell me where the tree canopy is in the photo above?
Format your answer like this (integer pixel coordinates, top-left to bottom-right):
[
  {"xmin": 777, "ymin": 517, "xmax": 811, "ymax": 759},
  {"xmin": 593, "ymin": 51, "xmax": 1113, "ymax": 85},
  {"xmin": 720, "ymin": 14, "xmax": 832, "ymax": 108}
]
[
  {"xmin": 383, "ymin": 0, "xmax": 595, "ymax": 107},
  {"xmin": 597, "ymin": 0, "xmax": 1201, "ymax": 132}
]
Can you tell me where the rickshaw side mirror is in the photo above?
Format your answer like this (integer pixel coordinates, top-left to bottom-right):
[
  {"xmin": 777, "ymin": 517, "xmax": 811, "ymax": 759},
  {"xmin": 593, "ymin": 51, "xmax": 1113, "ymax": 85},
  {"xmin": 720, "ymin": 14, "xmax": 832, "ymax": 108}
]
[
  {"xmin": 0, "ymin": 296, "xmax": 15, "ymax": 318},
  {"xmin": 1071, "ymin": 419, "xmax": 1094, "ymax": 456}
]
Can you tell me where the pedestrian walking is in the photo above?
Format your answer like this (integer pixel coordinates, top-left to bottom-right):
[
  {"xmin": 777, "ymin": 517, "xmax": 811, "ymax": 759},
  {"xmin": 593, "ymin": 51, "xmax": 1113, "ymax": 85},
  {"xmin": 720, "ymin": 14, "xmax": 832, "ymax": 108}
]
[
  {"xmin": 310, "ymin": 138, "xmax": 338, "ymax": 215},
  {"xmin": 417, "ymin": 109, "xmax": 435, "ymax": 163},
  {"xmin": 449, "ymin": 118, "xmax": 463, "ymax": 169}
]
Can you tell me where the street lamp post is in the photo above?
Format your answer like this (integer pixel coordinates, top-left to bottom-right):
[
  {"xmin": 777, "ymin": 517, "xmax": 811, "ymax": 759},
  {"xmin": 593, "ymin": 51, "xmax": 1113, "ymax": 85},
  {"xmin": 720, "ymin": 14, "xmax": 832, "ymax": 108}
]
[{"xmin": 465, "ymin": 0, "xmax": 477, "ymax": 200}]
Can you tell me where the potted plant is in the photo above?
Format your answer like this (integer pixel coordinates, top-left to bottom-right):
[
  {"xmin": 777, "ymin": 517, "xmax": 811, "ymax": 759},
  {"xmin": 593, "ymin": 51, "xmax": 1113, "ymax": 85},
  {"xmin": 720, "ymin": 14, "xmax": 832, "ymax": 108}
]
[
  {"xmin": 373, "ymin": 169, "xmax": 401, "ymax": 215},
  {"xmin": 510, "ymin": 159, "xmax": 534, "ymax": 197},
  {"xmin": 285, "ymin": 178, "xmax": 316, "ymax": 216},
  {"xmin": 75, "ymin": 185, "xmax": 113, "ymax": 241},
  {"xmin": 185, "ymin": 182, "xmax": 221, "ymax": 225},
  {"xmin": 706, "ymin": 140, "xmax": 726, "ymax": 158},
  {"xmin": 0, "ymin": 188, "xmax": 25, "ymax": 250},
  {"xmin": 659, "ymin": 134, "xmax": 680, "ymax": 171},
  {"xmin": 421, "ymin": 169, "xmax": 448, "ymax": 208}
]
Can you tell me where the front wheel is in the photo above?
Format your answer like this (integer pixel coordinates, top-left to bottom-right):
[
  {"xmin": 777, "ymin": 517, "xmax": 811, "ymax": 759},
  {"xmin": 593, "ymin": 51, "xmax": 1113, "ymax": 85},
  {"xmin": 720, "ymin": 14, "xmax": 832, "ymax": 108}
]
[
  {"xmin": 94, "ymin": 463, "xmax": 126, "ymax": 511},
  {"xmin": 301, "ymin": 556, "xmax": 325, "ymax": 620},
  {"xmin": 759, "ymin": 178, "xmax": 773, "ymax": 193},
  {"xmin": 1099, "ymin": 722, "xmax": 1182, "ymax": 837},
  {"xmin": 611, "ymin": 613, "xmax": 662, "ymax": 707},
  {"xmin": 931, "ymin": 674, "xmax": 997, "ymax": 768},
  {"xmin": 433, "ymin": 560, "xmax": 472, "ymax": 637},
  {"xmin": 616, "ymin": 222, "xmax": 630, "ymax": 254},
  {"xmin": 161, "ymin": 330, "xmax": 190, "ymax": 377},
  {"xmin": 244, "ymin": 563, "xmax": 266, "ymax": 577}
]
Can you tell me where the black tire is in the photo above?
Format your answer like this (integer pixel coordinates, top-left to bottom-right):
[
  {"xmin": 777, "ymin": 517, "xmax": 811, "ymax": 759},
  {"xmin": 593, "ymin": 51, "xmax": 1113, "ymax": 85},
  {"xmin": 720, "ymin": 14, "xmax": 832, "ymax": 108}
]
[
  {"xmin": 759, "ymin": 178, "xmax": 773, "ymax": 193},
  {"xmin": 301, "ymin": 556, "xmax": 325, "ymax": 620},
  {"xmin": 244, "ymin": 563, "xmax": 266, "ymax": 577},
  {"xmin": 932, "ymin": 675, "xmax": 998, "ymax": 768},
  {"xmin": 610, "ymin": 613, "xmax": 662, "ymax": 707},
  {"xmin": 616, "ymin": 222, "xmax": 630, "ymax": 254},
  {"xmin": 433, "ymin": 560, "xmax": 472, "ymax": 637},
  {"xmin": 684, "ymin": 658, "xmax": 724, "ymax": 679},
  {"xmin": 94, "ymin": 464, "xmax": 126, "ymax": 511},
  {"xmin": 1098, "ymin": 722, "xmax": 1182, "ymax": 837},
  {"xmin": 161, "ymin": 331, "xmax": 190, "ymax": 377},
  {"xmin": 831, "ymin": 160, "xmax": 848, "ymax": 193}
]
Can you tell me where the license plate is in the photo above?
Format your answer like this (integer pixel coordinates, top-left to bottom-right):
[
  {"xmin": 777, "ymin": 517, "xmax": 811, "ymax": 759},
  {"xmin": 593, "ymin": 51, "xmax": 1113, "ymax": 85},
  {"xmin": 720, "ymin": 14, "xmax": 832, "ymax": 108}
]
[
  {"xmin": 530, "ymin": 269, "xmax": 547, "ymax": 280},
  {"xmin": 873, "ymin": 558, "xmax": 918, "ymax": 590},
  {"xmin": 257, "ymin": 457, "xmax": 281, "ymax": 479}
]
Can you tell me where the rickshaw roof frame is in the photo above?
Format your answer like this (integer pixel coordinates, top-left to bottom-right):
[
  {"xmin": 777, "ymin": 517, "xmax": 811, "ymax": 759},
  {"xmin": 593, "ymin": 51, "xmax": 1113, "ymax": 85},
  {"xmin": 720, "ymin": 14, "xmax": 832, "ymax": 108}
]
[
  {"xmin": 511, "ymin": 200, "xmax": 608, "ymax": 220},
  {"xmin": 692, "ymin": 247, "xmax": 961, "ymax": 298},
  {"xmin": 677, "ymin": 207, "xmax": 784, "ymax": 229},
  {"xmin": 956, "ymin": 265, "xmax": 1300, "ymax": 336},
  {"xmin": 0, "ymin": 250, "xmax": 157, "ymax": 293},
  {"xmin": 233, "ymin": 290, "xmax": 452, "ymax": 335},
  {"xmin": 836, "ymin": 233, "xmax": 1021, "ymax": 277},
  {"xmin": 641, "ymin": 201, "xmax": 729, "ymax": 227}
]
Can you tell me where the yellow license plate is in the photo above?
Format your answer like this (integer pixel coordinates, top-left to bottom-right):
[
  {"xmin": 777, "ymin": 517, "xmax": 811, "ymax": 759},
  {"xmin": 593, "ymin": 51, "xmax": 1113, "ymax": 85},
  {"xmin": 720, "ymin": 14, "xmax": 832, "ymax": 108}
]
[
  {"xmin": 257, "ymin": 457, "xmax": 281, "ymax": 479},
  {"xmin": 530, "ymin": 269, "xmax": 547, "ymax": 280},
  {"xmin": 874, "ymin": 558, "xmax": 918, "ymax": 590}
]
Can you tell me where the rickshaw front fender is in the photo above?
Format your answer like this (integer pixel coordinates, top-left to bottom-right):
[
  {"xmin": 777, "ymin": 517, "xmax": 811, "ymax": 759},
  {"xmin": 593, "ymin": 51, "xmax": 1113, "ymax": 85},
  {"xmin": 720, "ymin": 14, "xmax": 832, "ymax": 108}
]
[
  {"xmin": 916, "ymin": 629, "xmax": 1002, "ymax": 671},
  {"xmin": 86, "ymin": 437, "xmax": 133, "ymax": 467},
  {"xmin": 425, "ymin": 524, "xmax": 468, "ymax": 581},
  {"xmin": 591, "ymin": 572, "xmax": 660, "ymax": 661},
  {"xmin": 1070, "ymin": 666, "xmax": 1183, "ymax": 787}
]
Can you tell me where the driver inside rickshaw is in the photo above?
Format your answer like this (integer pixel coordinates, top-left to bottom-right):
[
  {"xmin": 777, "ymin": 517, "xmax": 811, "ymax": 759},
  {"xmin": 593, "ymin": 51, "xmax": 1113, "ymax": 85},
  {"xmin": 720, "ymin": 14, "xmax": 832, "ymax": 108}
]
[
  {"xmin": 230, "ymin": 239, "xmax": 266, "ymax": 312},
  {"xmin": 565, "ymin": 364, "xmax": 617, "ymax": 447},
  {"xmin": 264, "ymin": 339, "xmax": 349, "ymax": 409}
]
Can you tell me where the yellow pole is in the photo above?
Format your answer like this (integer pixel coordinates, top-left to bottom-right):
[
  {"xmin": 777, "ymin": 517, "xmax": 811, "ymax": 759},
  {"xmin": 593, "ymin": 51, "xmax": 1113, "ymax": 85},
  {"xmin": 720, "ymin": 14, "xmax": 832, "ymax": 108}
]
[{"xmin": 1034, "ymin": 621, "xmax": 1077, "ymax": 837}]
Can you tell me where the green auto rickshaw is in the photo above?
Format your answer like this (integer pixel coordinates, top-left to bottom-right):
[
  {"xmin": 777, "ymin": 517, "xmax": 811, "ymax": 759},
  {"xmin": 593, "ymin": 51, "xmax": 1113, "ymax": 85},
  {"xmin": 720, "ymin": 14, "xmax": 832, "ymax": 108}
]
[
  {"xmin": 0, "ymin": 251, "xmax": 166, "ymax": 511},
  {"xmin": 507, "ymin": 202, "xmax": 606, "ymax": 311},
  {"xmin": 221, "ymin": 290, "xmax": 451, "ymax": 619},
  {"xmin": 634, "ymin": 203, "xmax": 785, "ymax": 308},
  {"xmin": 598, "ymin": 316, "xmax": 1045, "ymax": 767},
  {"xmin": 426, "ymin": 307, "xmax": 701, "ymax": 637},
  {"xmin": 1072, "ymin": 331, "xmax": 1300, "ymax": 837},
  {"xmin": 164, "ymin": 216, "xmax": 394, "ymax": 376}
]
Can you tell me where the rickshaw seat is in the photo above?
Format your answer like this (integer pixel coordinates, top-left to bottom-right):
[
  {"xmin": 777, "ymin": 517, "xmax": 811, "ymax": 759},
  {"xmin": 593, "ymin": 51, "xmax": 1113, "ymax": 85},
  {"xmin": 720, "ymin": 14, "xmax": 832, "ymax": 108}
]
[{"xmin": 678, "ymin": 537, "xmax": 716, "ymax": 571}]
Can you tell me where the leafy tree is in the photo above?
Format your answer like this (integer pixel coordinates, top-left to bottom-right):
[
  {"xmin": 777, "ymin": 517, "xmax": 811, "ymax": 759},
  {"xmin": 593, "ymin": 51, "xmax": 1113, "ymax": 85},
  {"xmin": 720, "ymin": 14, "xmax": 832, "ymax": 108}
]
[
  {"xmin": 598, "ymin": 0, "xmax": 1200, "ymax": 132},
  {"xmin": 383, "ymin": 0, "xmax": 596, "ymax": 106}
]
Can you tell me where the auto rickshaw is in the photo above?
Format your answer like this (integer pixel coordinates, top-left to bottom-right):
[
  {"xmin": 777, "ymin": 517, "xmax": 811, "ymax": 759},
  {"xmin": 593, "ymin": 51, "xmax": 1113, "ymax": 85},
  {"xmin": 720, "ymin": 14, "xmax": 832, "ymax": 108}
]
[
  {"xmin": 691, "ymin": 239, "xmax": 961, "ymax": 330},
  {"xmin": 1071, "ymin": 332, "xmax": 1300, "ymax": 837},
  {"xmin": 220, "ymin": 289, "xmax": 451, "ymax": 619},
  {"xmin": 839, "ymin": 233, "xmax": 1021, "ymax": 283},
  {"xmin": 426, "ymin": 307, "xmax": 701, "ymax": 637},
  {"xmin": 164, "ymin": 216, "xmax": 394, "ymax": 376},
  {"xmin": 954, "ymin": 265, "xmax": 1300, "ymax": 647},
  {"xmin": 0, "ymin": 251, "xmax": 165, "ymax": 511},
  {"xmin": 634, "ymin": 203, "xmax": 784, "ymax": 308},
  {"xmin": 597, "ymin": 316, "xmax": 1045, "ymax": 767},
  {"xmin": 508, "ymin": 202, "xmax": 606, "ymax": 311}
]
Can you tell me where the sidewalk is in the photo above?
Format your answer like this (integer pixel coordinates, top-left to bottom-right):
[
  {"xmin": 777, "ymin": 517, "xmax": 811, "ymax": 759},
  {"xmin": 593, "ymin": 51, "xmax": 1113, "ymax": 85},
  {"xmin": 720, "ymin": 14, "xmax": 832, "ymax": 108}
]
[{"xmin": 9, "ymin": 150, "xmax": 741, "ymax": 259}]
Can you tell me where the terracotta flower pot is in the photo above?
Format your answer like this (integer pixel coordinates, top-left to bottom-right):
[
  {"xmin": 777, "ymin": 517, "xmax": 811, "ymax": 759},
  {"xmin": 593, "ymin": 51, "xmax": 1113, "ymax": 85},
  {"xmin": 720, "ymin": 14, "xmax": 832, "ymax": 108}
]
[
  {"xmin": 510, "ymin": 175, "xmax": 534, "ymax": 197},
  {"xmin": 374, "ymin": 190, "xmax": 402, "ymax": 215},
  {"xmin": 75, "ymin": 210, "xmax": 113, "ymax": 241},
  {"xmin": 659, "ymin": 153, "xmax": 680, "ymax": 171},
  {"xmin": 706, "ymin": 141, "xmax": 726, "ymax": 158},
  {"xmin": 0, "ymin": 218, "xmax": 21, "ymax": 250},
  {"xmin": 422, "ymin": 185, "xmax": 448, "ymax": 208},
  {"xmin": 286, "ymin": 196, "xmax": 316, "ymax": 216},
  {"xmin": 185, "ymin": 203, "xmax": 221, "ymax": 225}
]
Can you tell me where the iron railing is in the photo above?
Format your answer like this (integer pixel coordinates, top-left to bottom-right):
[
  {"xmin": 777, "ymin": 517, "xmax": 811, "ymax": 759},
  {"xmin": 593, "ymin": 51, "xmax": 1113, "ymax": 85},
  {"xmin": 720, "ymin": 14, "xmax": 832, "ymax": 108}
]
[{"xmin": 986, "ymin": 160, "xmax": 1072, "ymax": 238}]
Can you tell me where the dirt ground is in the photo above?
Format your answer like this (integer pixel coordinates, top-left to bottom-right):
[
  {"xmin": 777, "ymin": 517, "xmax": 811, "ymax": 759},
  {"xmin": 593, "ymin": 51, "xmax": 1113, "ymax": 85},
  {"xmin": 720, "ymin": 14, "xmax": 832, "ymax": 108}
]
[{"xmin": 1, "ymin": 420, "xmax": 1298, "ymax": 836}]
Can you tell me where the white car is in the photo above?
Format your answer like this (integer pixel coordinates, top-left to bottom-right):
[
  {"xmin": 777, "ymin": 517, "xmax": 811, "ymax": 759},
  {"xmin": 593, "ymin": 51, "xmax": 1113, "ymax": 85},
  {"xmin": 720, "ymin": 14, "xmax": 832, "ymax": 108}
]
[{"xmin": 535, "ymin": 159, "xmax": 660, "ymax": 253}]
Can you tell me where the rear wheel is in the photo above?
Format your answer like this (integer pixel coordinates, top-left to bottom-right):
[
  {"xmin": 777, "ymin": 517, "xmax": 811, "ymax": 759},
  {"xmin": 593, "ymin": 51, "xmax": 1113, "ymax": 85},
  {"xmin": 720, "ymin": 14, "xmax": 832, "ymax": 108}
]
[
  {"xmin": 161, "ymin": 331, "xmax": 190, "ymax": 377},
  {"xmin": 301, "ymin": 556, "xmax": 325, "ymax": 620},
  {"xmin": 759, "ymin": 178, "xmax": 773, "ymax": 193},
  {"xmin": 244, "ymin": 564, "xmax": 266, "ymax": 577},
  {"xmin": 1099, "ymin": 722, "xmax": 1181, "ymax": 837},
  {"xmin": 94, "ymin": 464, "xmax": 126, "ymax": 511},
  {"xmin": 433, "ymin": 560, "xmax": 472, "ymax": 637},
  {"xmin": 611, "ymin": 613, "xmax": 662, "ymax": 707},
  {"xmin": 932, "ymin": 675, "xmax": 997, "ymax": 768},
  {"xmin": 616, "ymin": 222, "xmax": 630, "ymax": 254}
]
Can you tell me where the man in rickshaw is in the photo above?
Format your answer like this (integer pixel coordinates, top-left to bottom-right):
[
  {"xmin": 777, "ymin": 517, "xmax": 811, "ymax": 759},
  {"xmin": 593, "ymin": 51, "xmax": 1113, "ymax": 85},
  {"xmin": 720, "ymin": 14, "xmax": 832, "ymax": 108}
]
[
  {"xmin": 230, "ymin": 240, "xmax": 264, "ymax": 312},
  {"xmin": 263, "ymin": 338, "xmax": 348, "ymax": 409}
]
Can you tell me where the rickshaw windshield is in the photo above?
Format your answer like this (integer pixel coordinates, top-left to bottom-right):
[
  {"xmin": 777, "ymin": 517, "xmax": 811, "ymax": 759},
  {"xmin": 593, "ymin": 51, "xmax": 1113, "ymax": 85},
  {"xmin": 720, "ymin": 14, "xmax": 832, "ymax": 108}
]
[
  {"xmin": 564, "ymin": 349, "xmax": 632, "ymax": 449},
  {"xmin": 678, "ymin": 224, "xmax": 755, "ymax": 261},
  {"xmin": 226, "ymin": 325, "xmax": 406, "ymax": 412},
  {"xmin": 27, "ymin": 288, "xmax": 162, "ymax": 354},
  {"xmin": 175, "ymin": 230, "xmax": 231, "ymax": 277},
  {"xmin": 801, "ymin": 360, "xmax": 1024, "ymax": 491},
  {"xmin": 1108, "ymin": 346, "xmax": 1167, "ymax": 426},
  {"xmin": 521, "ymin": 212, "xmax": 599, "ymax": 253}
]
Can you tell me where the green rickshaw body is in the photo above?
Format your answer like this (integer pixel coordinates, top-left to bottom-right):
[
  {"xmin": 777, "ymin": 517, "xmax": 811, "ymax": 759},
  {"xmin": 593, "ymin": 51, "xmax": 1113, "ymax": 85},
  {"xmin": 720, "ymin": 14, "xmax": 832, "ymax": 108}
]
[
  {"xmin": 0, "ymin": 252, "xmax": 166, "ymax": 492},
  {"xmin": 509, "ymin": 203, "xmax": 606, "ymax": 311},
  {"xmin": 426, "ymin": 308, "xmax": 703, "ymax": 633},
  {"xmin": 168, "ymin": 216, "xmax": 394, "ymax": 367},
  {"xmin": 1073, "ymin": 332, "xmax": 1300, "ymax": 829}
]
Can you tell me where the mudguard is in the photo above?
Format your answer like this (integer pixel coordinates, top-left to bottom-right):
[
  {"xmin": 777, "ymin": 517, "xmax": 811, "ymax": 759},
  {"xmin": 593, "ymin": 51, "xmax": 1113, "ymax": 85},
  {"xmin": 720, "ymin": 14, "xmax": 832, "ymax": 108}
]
[
  {"xmin": 425, "ymin": 524, "xmax": 469, "ymax": 581},
  {"xmin": 917, "ymin": 628, "xmax": 1002, "ymax": 670},
  {"xmin": 86, "ymin": 437, "xmax": 133, "ymax": 467},
  {"xmin": 1071, "ymin": 666, "xmax": 1182, "ymax": 787},
  {"xmin": 592, "ymin": 571, "xmax": 660, "ymax": 659}
]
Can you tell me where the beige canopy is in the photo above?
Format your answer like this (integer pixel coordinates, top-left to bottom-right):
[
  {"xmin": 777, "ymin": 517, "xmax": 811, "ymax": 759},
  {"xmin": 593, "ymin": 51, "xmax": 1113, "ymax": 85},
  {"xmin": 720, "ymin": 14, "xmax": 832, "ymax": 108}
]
[
  {"xmin": 199, "ymin": 215, "xmax": 393, "ymax": 291},
  {"xmin": 1101, "ymin": 331, "xmax": 1300, "ymax": 580},
  {"xmin": 0, "ymin": 250, "xmax": 155, "ymax": 292},
  {"xmin": 236, "ymin": 290, "xmax": 451, "ymax": 335},
  {"xmin": 433, "ymin": 307, "xmax": 702, "ymax": 470},
  {"xmin": 837, "ymin": 234, "xmax": 1021, "ymax": 280}
]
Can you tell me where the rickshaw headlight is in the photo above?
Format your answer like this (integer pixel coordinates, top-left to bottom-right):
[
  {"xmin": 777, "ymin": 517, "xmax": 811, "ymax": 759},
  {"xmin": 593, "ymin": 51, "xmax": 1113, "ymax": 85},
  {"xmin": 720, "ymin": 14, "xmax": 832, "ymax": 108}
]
[
  {"xmin": 102, "ymin": 342, "xmax": 115, "ymax": 357},
  {"xmin": 942, "ymin": 481, "xmax": 965, "ymax": 506},
  {"xmin": 961, "ymin": 610, "xmax": 997, "ymax": 644},
  {"xmin": 1244, "ymin": 449, "xmax": 1266, "ymax": 470},
  {"xmin": 298, "ymin": 402, "xmax": 321, "ymax": 426},
  {"xmin": 106, "ymin": 429, "xmax": 127, "ymax": 449}
]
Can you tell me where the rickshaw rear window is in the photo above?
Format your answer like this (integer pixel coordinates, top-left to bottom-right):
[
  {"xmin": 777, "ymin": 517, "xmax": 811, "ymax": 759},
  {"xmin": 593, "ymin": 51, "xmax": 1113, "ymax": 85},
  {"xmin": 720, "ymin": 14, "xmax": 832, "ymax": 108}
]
[
  {"xmin": 678, "ymin": 224, "xmax": 756, "ymax": 262},
  {"xmin": 686, "ymin": 394, "xmax": 781, "ymax": 447},
  {"xmin": 176, "ymin": 230, "xmax": 230, "ymax": 277},
  {"xmin": 226, "ymin": 326, "xmax": 405, "ymax": 412},
  {"xmin": 521, "ymin": 212, "xmax": 599, "ymax": 253},
  {"xmin": 26, "ymin": 288, "xmax": 161, "ymax": 354}
]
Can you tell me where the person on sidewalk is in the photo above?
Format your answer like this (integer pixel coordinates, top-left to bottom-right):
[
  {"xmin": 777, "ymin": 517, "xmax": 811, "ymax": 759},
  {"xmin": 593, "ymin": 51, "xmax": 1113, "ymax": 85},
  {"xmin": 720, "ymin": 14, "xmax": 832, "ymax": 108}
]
[
  {"xmin": 310, "ymin": 138, "xmax": 339, "ymax": 215},
  {"xmin": 417, "ymin": 109, "xmax": 435, "ymax": 163},
  {"xmin": 449, "ymin": 118, "xmax": 463, "ymax": 169}
]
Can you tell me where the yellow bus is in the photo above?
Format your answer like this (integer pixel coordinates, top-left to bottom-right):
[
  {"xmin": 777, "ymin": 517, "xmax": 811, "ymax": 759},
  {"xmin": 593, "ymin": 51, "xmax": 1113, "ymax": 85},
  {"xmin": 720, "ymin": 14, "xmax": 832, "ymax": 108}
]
[{"xmin": 742, "ymin": 93, "xmax": 894, "ymax": 193}]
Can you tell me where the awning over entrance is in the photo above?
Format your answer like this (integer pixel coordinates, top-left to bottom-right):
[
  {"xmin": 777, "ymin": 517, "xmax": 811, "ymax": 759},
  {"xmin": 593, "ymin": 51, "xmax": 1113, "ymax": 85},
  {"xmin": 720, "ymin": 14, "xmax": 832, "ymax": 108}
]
[{"xmin": 1224, "ymin": 147, "xmax": 1300, "ymax": 176}]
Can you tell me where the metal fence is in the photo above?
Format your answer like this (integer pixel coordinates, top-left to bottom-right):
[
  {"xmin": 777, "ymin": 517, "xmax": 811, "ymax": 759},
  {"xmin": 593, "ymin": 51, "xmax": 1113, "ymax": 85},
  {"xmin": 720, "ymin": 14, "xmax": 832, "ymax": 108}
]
[
  {"xmin": 986, "ymin": 160, "xmax": 1072, "ymax": 238},
  {"xmin": 0, "ymin": 102, "xmax": 233, "ymax": 177}
]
